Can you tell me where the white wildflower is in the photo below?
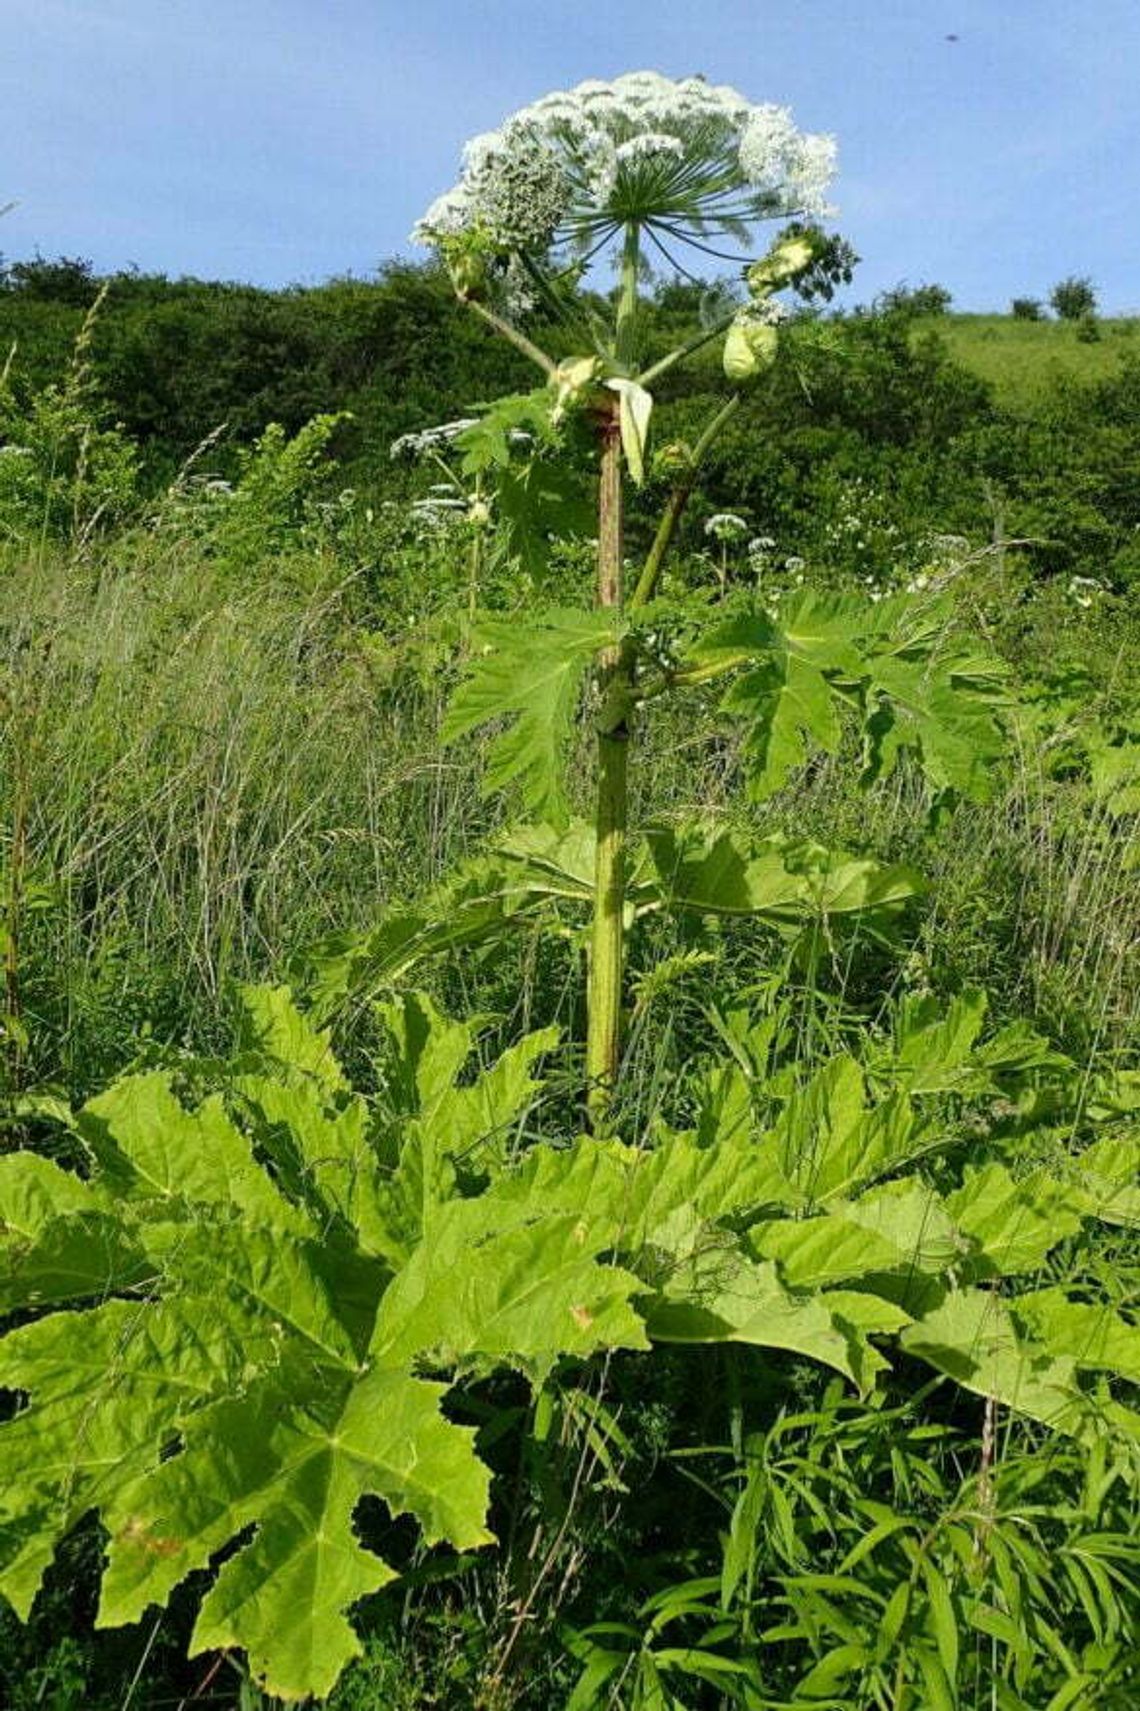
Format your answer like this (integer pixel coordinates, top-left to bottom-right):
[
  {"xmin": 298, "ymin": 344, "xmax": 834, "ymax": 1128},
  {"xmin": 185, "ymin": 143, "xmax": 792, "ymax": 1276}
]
[
  {"xmin": 705, "ymin": 512, "xmax": 749, "ymax": 541},
  {"xmin": 614, "ymin": 132, "xmax": 685, "ymax": 167},
  {"xmin": 413, "ymin": 71, "xmax": 836, "ymax": 261},
  {"xmin": 389, "ymin": 419, "xmax": 479, "ymax": 461}
]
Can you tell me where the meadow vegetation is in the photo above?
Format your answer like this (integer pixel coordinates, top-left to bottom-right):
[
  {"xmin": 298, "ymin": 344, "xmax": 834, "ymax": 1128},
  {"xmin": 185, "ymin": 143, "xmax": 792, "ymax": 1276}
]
[{"xmin": 1, "ymin": 80, "xmax": 1139, "ymax": 1709}]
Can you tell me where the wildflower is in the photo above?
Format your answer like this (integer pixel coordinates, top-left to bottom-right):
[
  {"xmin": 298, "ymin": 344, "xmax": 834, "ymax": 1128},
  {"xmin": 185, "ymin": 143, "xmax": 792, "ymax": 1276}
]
[
  {"xmin": 413, "ymin": 71, "xmax": 835, "ymax": 264},
  {"xmin": 704, "ymin": 512, "xmax": 749, "ymax": 542},
  {"xmin": 390, "ymin": 420, "xmax": 479, "ymax": 461}
]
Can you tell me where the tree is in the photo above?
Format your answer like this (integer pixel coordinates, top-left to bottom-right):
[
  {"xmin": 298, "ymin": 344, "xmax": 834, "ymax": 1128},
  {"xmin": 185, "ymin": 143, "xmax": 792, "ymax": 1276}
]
[
  {"xmin": 1050, "ymin": 275, "xmax": 1097, "ymax": 320},
  {"xmin": 1010, "ymin": 296, "xmax": 1043, "ymax": 320}
]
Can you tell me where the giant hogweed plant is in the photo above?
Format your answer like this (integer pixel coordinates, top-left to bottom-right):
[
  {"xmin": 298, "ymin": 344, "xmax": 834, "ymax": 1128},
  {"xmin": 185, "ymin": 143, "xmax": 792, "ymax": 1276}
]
[
  {"xmin": 412, "ymin": 71, "xmax": 1001, "ymax": 1120},
  {"xmin": 3, "ymin": 74, "xmax": 1140, "ymax": 1709}
]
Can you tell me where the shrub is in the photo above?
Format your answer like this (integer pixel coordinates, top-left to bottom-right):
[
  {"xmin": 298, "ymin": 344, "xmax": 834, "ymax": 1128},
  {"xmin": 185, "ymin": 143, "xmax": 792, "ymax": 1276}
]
[
  {"xmin": 1011, "ymin": 296, "xmax": 1044, "ymax": 320},
  {"xmin": 1050, "ymin": 275, "xmax": 1097, "ymax": 320},
  {"xmin": 876, "ymin": 281, "xmax": 953, "ymax": 317}
]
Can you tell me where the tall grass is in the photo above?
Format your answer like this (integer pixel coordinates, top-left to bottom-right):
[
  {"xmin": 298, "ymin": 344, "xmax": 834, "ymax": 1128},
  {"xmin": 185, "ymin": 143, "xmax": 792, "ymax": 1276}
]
[
  {"xmin": 4, "ymin": 525, "xmax": 1135, "ymax": 1109},
  {"xmin": 0, "ymin": 535, "xmax": 475, "ymax": 1092}
]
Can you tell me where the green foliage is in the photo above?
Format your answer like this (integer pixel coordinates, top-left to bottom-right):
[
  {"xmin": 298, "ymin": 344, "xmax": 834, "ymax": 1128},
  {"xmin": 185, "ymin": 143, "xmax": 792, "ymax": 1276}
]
[
  {"xmin": 4, "ymin": 980, "xmax": 1139, "ymax": 1699},
  {"xmin": 3, "ymin": 249, "xmax": 1140, "ymax": 1711},
  {"xmin": 0, "ymin": 990, "xmax": 641, "ymax": 1699},
  {"xmin": 0, "ymin": 292, "xmax": 138, "ymax": 542},
  {"xmin": 1051, "ymin": 276, "xmax": 1098, "ymax": 322},
  {"xmin": 877, "ymin": 281, "xmax": 953, "ymax": 317},
  {"xmin": 195, "ymin": 411, "xmax": 349, "ymax": 565},
  {"xmin": 303, "ymin": 814, "xmax": 925, "ymax": 1022},
  {"xmin": 664, "ymin": 1393, "xmax": 1140, "ymax": 1710},
  {"xmin": 442, "ymin": 607, "xmax": 619, "ymax": 824},
  {"xmin": 681, "ymin": 588, "xmax": 1007, "ymax": 801}
]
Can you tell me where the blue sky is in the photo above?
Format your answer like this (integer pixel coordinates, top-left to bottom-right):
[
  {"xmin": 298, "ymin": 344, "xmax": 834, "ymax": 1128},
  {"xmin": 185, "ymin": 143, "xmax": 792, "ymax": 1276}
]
[{"xmin": 3, "ymin": 0, "xmax": 1138, "ymax": 311}]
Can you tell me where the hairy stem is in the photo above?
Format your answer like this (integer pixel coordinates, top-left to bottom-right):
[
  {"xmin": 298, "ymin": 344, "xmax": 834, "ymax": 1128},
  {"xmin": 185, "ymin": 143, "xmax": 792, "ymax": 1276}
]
[
  {"xmin": 586, "ymin": 226, "xmax": 641, "ymax": 1122},
  {"xmin": 586, "ymin": 395, "xmax": 628, "ymax": 1123}
]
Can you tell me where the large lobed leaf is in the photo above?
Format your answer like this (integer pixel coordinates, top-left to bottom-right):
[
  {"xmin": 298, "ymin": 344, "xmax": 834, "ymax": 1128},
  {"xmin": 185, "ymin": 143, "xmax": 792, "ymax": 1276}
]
[
  {"xmin": 441, "ymin": 607, "xmax": 619, "ymax": 824},
  {"xmin": 2, "ymin": 985, "xmax": 1136, "ymax": 1699},
  {"xmin": 684, "ymin": 588, "xmax": 1008, "ymax": 803}
]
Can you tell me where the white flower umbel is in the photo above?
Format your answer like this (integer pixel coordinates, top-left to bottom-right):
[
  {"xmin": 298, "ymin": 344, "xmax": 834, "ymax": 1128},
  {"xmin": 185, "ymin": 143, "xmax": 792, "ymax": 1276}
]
[
  {"xmin": 413, "ymin": 71, "xmax": 835, "ymax": 264},
  {"xmin": 704, "ymin": 512, "xmax": 749, "ymax": 542},
  {"xmin": 389, "ymin": 420, "xmax": 479, "ymax": 462}
]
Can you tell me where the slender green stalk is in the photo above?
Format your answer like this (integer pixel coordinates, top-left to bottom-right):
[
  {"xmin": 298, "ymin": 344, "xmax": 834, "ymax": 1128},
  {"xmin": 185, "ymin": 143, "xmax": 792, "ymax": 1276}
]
[
  {"xmin": 635, "ymin": 306, "xmax": 737, "ymax": 387},
  {"xmin": 614, "ymin": 223, "xmax": 641, "ymax": 369},
  {"xmin": 466, "ymin": 297, "xmax": 557, "ymax": 377},
  {"xmin": 629, "ymin": 395, "xmax": 741, "ymax": 610}
]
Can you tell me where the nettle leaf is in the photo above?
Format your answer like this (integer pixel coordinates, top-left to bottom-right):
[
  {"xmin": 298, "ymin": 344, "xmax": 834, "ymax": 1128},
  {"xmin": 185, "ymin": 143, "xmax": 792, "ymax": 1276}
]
[
  {"xmin": 863, "ymin": 645, "xmax": 1006, "ymax": 798},
  {"xmin": 373, "ymin": 1209, "xmax": 649, "ymax": 1376},
  {"xmin": 0, "ymin": 1009, "xmax": 655, "ymax": 1701},
  {"xmin": 684, "ymin": 593, "xmax": 863, "ymax": 800},
  {"xmin": 723, "ymin": 640, "xmax": 843, "ymax": 799},
  {"xmin": 947, "ymin": 1163, "xmax": 1088, "ymax": 1279},
  {"xmin": 770, "ymin": 1055, "xmax": 932, "ymax": 1204},
  {"xmin": 442, "ymin": 607, "xmax": 619, "ymax": 824},
  {"xmin": 0, "ymin": 1292, "xmax": 279, "ymax": 1618},
  {"xmin": 644, "ymin": 1251, "xmax": 858, "ymax": 1383},
  {"xmin": 301, "ymin": 848, "xmax": 543, "ymax": 1020},
  {"xmin": 0, "ymin": 1152, "xmax": 149, "ymax": 1313},
  {"xmin": 752, "ymin": 1178, "xmax": 963, "ymax": 1291},
  {"xmin": 99, "ymin": 1368, "xmax": 493, "ymax": 1702},
  {"xmin": 370, "ymin": 992, "xmax": 558, "ymax": 1264},
  {"xmin": 78, "ymin": 1072, "xmax": 306, "ymax": 1233},
  {"xmin": 1015, "ymin": 1289, "xmax": 1140, "ymax": 1385},
  {"xmin": 1076, "ymin": 1132, "xmax": 1140, "ymax": 1227},
  {"xmin": 238, "ymin": 982, "xmax": 348, "ymax": 1094}
]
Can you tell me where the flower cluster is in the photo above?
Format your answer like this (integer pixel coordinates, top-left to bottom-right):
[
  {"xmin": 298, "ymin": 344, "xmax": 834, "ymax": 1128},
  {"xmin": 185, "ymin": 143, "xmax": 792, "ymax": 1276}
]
[
  {"xmin": 389, "ymin": 419, "xmax": 479, "ymax": 462},
  {"xmin": 704, "ymin": 511, "xmax": 749, "ymax": 543},
  {"xmin": 413, "ymin": 70, "xmax": 835, "ymax": 260}
]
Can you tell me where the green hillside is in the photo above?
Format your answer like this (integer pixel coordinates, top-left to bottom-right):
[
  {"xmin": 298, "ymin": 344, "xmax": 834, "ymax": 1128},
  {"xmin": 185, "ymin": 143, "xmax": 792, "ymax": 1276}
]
[{"xmin": 921, "ymin": 311, "xmax": 1140, "ymax": 404}]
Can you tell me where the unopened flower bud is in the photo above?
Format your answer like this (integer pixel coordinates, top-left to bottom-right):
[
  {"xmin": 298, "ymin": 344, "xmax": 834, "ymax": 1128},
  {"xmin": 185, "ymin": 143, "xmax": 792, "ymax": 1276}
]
[
  {"xmin": 747, "ymin": 233, "xmax": 815, "ymax": 297},
  {"xmin": 723, "ymin": 316, "xmax": 779, "ymax": 384}
]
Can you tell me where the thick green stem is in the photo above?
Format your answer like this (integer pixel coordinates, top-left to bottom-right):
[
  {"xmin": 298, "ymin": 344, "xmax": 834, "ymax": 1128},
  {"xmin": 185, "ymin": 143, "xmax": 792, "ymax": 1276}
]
[
  {"xmin": 614, "ymin": 224, "xmax": 641, "ymax": 369},
  {"xmin": 586, "ymin": 397, "xmax": 628, "ymax": 1122},
  {"xmin": 585, "ymin": 227, "xmax": 643, "ymax": 1121}
]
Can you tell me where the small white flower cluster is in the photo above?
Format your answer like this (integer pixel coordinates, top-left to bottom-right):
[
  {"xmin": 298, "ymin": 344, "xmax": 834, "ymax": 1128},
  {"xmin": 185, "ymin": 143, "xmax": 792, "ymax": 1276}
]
[
  {"xmin": 389, "ymin": 419, "xmax": 479, "ymax": 462},
  {"xmin": 739, "ymin": 107, "xmax": 836, "ymax": 214},
  {"xmin": 704, "ymin": 511, "xmax": 749, "ymax": 542},
  {"xmin": 414, "ymin": 71, "xmax": 835, "ymax": 255},
  {"xmin": 390, "ymin": 419, "xmax": 533, "ymax": 462},
  {"xmin": 409, "ymin": 495, "xmax": 468, "ymax": 534},
  {"xmin": 1067, "ymin": 574, "xmax": 1104, "ymax": 609}
]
